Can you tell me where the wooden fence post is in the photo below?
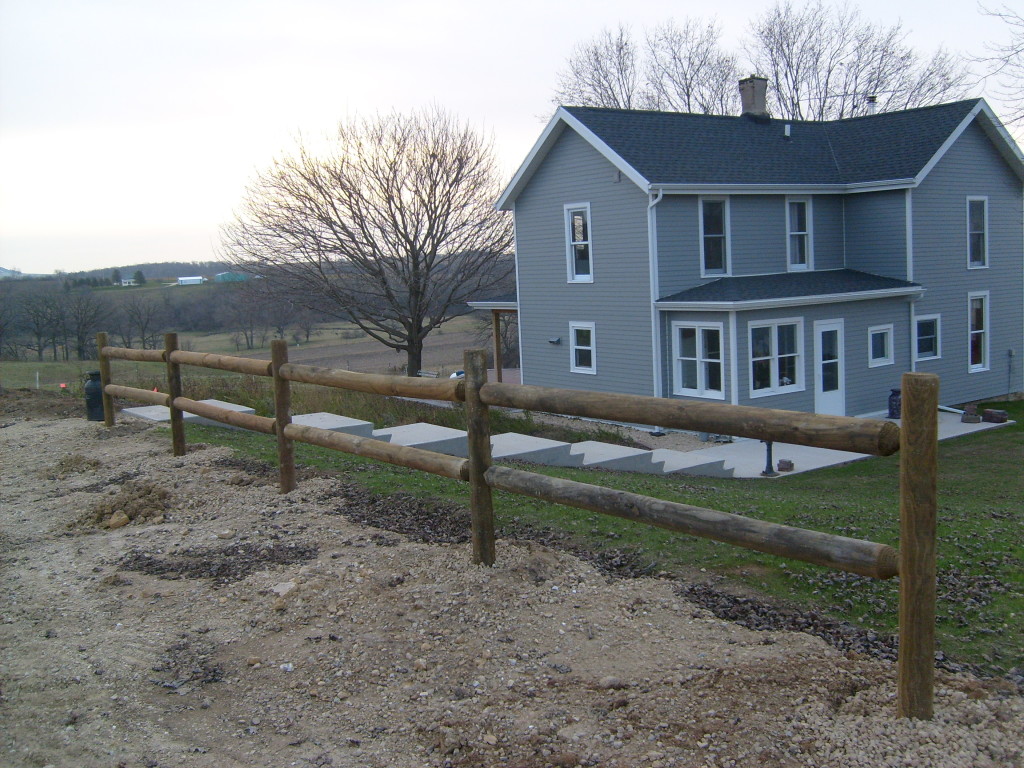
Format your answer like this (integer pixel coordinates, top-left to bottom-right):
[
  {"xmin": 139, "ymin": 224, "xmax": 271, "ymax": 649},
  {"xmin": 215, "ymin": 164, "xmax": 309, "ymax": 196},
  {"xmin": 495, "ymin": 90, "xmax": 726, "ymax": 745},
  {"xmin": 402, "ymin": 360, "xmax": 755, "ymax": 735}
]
[
  {"xmin": 96, "ymin": 332, "xmax": 115, "ymax": 427},
  {"xmin": 272, "ymin": 339, "xmax": 296, "ymax": 493},
  {"xmin": 897, "ymin": 372, "xmax": 939, "ymax": 719},
  {"xmin": 464, "ymin": 349, "xmax": 496, "ymax": 565},
  {"xmin": 164, "ymin": 333, "xmax": 186, "ymax": 457}
]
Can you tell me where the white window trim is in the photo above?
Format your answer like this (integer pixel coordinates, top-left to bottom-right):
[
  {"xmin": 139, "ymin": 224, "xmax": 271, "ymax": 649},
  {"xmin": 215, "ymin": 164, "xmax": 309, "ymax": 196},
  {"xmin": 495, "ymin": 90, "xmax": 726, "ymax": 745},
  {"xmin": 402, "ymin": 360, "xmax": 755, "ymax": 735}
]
[
  {"xmin": 967, "ymin": 291, "xmax": 990, "ymax": 373},
  {"xmin": 671, "ymin": 321, "xmax": 726, "ymax": 400},
  {"xmin": 785, "ymin": 196, "xmax": 814, "ymax": 271},
  {"xmin": 569, "ymin": 321, "xmax": 596, "ymax": 374},
  {"xmin": 914, "ymin": 314, "xmax": 942, "ymax": 362},
  {"xmin": 748, "ymin": 318, "xmax": 805, "ymax": 398},
  {"xmin": 966, "ymin": 196, "xmax": 989, "ymax": 269},
  {"xmin": 564, "ymin": 203, "xmax": 594, "ymax": 283},
  {"xmin": 867, "ymin": 323, "xmax": 895, "ymax": 368},
  {"xmin": 698, "ymin": 196, "xmax": 731, "ymax": 278}
]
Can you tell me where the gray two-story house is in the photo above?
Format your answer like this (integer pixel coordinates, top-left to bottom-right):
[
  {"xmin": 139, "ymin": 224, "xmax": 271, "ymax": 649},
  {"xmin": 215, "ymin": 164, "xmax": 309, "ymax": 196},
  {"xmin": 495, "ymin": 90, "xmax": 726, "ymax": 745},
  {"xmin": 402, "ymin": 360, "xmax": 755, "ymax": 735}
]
[{"xmin": 486, "ymin": 78, "xmax": 1024, "ymax": 416}]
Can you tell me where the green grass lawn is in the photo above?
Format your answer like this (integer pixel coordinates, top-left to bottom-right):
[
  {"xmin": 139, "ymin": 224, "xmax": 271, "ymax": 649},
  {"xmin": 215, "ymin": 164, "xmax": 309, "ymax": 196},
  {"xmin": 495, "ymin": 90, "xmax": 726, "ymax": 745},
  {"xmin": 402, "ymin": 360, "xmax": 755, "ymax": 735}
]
[{"xmin": 161, "ymin": 398, "xmax": 1023, "ymax": 680}]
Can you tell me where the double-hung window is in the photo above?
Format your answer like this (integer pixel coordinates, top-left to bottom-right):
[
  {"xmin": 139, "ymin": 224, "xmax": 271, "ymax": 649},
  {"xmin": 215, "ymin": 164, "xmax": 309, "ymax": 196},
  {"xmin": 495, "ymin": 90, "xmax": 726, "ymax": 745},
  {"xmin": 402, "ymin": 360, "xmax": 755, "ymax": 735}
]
[
  {"xmin": 569, "ymin": 322, "xmax": 596, "ymax": 374},
  {"xmin": 786, "ymin": 197, "xmax": 812, "ymax": 270},
  {"xmin": 868, "ymin": 324, "xmax": 894, "ymax": 367},
  {"xmin": 565, "ymin": 204, "xmax": 593, "ymax": 282},
  {"xmin": 967, "ymin": 198, "xmax": 988, "ymax": 268},
  {"xmin": 968, "ymin": 292, "xmax": 989, "ymax": 371},
  {"xmin": 914, "ymin": 315, "xmax": 941, "ymax": 361},
  {"xmin": 750, "ymin": 320, "xmax": 802, "ymax": 396},
  {"xmin": 699, "ymin": 197, "xmax": 729, "ymax": 276},
  {"xmin": 672, "ymin": 322, "xmax": 724, "ymax": 399}
]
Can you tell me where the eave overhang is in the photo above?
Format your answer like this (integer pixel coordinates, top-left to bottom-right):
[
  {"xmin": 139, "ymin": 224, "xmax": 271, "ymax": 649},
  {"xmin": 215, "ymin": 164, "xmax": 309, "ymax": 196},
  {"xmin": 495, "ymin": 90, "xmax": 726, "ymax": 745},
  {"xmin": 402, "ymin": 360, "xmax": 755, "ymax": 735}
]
[{"xmin": 655, "ymin": 286, "xmax": 924, "ymax": 312}]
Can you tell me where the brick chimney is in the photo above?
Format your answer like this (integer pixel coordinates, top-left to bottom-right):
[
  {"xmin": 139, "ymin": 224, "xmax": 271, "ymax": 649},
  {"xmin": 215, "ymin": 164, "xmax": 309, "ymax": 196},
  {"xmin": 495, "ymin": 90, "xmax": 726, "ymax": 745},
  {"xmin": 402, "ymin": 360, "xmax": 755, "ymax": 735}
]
[{"xmin": 739, "ymin": 76, "xmax": 769, "ymax": 119}]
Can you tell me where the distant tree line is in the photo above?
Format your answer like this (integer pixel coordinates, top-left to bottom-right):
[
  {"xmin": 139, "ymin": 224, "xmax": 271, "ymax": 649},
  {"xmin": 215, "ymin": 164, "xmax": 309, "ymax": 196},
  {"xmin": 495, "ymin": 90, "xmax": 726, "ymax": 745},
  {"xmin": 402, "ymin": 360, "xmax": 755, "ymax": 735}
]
[{"xmin": 0, "ymin": 274, "xmax": 335, "ymax": 363}]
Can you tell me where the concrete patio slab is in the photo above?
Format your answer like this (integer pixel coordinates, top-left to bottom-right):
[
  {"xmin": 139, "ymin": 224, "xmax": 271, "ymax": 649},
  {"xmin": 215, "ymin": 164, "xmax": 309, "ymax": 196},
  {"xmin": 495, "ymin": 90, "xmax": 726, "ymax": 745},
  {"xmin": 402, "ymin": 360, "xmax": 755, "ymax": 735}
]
[
  {"xmin": 291, "ymin": 412, "xmax": 374, "ymax": 437},
  {"xmin": 122, "ymin": 399, "xmax": 255, "ymax": 429},
  {"xmin": 490, "ymin": 433, "xmax": 579, "ymax": 466},
  {"xmin": 569, "ymin": 441, "xmax": 660, "ymax": 472},
  {"xmin": 372, "ymin": 423, "xmax": 468, "ymax": 457}
]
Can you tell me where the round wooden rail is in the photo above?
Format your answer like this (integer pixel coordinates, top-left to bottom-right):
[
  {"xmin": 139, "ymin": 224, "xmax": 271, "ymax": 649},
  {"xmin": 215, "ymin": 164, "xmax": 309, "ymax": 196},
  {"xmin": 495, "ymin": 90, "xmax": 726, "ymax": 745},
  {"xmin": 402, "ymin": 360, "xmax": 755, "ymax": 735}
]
[
  {"xmin": 100, "ymin": 346, "xmax": 165, "ymax": 363},
  {"xmin": 168, "ymin": 350, "xmax": 273, "ymax": 377},
  {"xmin": 172, "ymin": 397, "xmax": 277, "ymax": 434},
  {"xmin": 485, "ymin": 465, "xmax": 899, "ymax": 579},
  {"xmin": 283, "ymin": 423, "xmax": 469, "ymax": 481},
  {"xmin": 104, "ymin": 384, "xmax": 171, "ymax": 407},
  {"xmin": 480, "ymin": 383, "xmax": 901, "ymax": 456},
  {"xmin": 279, "ymin": 363, "xmax": 465, "ymax": 401}
]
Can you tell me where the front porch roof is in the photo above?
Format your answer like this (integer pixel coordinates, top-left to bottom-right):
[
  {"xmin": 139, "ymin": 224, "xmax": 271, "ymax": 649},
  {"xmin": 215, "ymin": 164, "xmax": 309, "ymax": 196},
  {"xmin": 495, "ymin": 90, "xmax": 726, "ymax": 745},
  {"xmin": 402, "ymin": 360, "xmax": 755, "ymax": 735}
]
[
  {"xmin": 656, "ymin": 269, "xmax": 923, "ymax": 311},
  {"xmin": 466, "ymin": 292, "xmax": 518, "ymax": 311}
]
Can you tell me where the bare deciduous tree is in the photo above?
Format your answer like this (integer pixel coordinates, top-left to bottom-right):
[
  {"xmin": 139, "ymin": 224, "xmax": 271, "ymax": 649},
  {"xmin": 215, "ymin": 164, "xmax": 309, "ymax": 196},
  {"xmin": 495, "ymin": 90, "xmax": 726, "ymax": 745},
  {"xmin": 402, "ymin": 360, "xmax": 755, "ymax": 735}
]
[
  {"xmin": 222, "ymin": 108, "xmax": 514, "ymax": 375},
  {"xmin": 646, "ymin": 19, "xmax": 739, "ymax": 114},
  {"xmin": 553, "ymin": 5, "xmax": 971, "ymax": 119},
  {"xmin": 65, "ymin": 291, "xmax": 109, "ymax": 360},
  {"xmin": 747, "ymin": 1, "xmax": 971, "ymax": 120},
  {"xmin": 553, "ymin": 24, "xmax": 649, "ymax": 109},
  {"xmin": 977, "ymin": 4, "xmax": 1024, "ymax": 124}
]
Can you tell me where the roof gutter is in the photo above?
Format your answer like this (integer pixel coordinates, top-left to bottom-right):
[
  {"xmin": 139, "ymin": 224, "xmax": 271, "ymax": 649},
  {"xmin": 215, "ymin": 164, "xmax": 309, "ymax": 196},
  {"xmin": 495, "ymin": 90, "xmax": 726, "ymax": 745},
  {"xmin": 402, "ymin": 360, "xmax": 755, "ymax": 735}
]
[{"xmin": 649, "ymin": 178, "xmax": 918, "ymax": 196}]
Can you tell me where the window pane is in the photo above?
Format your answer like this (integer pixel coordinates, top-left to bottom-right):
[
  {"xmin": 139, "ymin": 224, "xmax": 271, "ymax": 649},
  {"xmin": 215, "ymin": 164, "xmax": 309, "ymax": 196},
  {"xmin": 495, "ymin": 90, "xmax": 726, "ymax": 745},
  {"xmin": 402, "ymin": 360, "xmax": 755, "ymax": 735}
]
[
  {"xmin": 681, "ymin": 359, "xmax": 698, "ymax": 389},
  {"xmin": 752, "ymin": 359, "xmax": 772, "ymax": 390},
  {"xmin": 703, "ymin": 237, "xmax": 725, "ymax": 272},
  {"xmin": 789, "ymin": 201, "xmax": 806, "ymax": 232},
  {"xmin": 751, "ymin": 326, "xmax": 771, "ymax": 358},
  {"xmin": 571, "ymin": 210, "xmax": 588, "ymax": 243},
  {"xmin": 573, "ymin": 244, "xmax": 590, "ymax": 277},
  {"xmin": 574, "ymin": 328, "xmax": 591, "ymax": 347},
  {"xmin": 821, "ymin": 360, "xmax": 839, "ymax": 392},
  {"xmin": 970, "ymin": 233, "xmax": 985, "ymax": 265},
  {"xmin": 871, "ymin": 331, "xmax": 888, "ymax": 360},
  {"xmin": 821, "ymin": 329, "xmax": 838, "ymax": 361},
  {"xmin": 679, "ymin": 327, "xmax": 696, "ymax": 358},
  {"xmin": 970, "ymin": 333, "xmax": 984, "ymax": 367},
  {"xmin": 970, "ymin": 299, "xmax": 985, "ymax": 331},
  {"xmin": 969, "ymin": 200, "xmax": 985, "ymax": 232},
  {"xmin": 777, "ymin": 324, "xmax": 797, "ymax": 355},
  {"xmin": 916, "ymin": 320, "xmax": 937, "ymax": 358},
  {"xmin": 575, "ymin": 348, "xmax": 592, "ymax": 369},
  {"xmin": 703, "ymin": 201, "xmax": 724, "ymax": 235},
  {"xmin": 702, "ymin": 328, "xmax": 721, "ymax": 360},
  {"xmin": 705, "ymin": 361, "xmax": 722, "ymax": 391},
  {"xmin": 790, "ymin": 234, "xmax": 807, "ymax": 264},
  {"xmin": 778, "ymin": 354, "xmax": 797, "ymax": 386}
]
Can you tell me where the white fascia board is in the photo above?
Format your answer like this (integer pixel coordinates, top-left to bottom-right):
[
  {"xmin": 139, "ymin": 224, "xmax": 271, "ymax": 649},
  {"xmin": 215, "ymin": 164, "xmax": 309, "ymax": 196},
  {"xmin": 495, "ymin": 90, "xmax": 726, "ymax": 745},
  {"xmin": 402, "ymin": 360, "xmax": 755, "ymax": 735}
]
[
  {"xmin": 655, "ymin": 286, "xmax": 924, "ymax": 312},
  {"xmin": 467, "ymin": 300, "xmax": 519, "ymax": 311},
  {"xmin": 975, "ymin": 102, "xmax": 1024, "ymax": 182},
  {"xmin": 496, "ymin": 108, "xmax": 650, "ymax": 211}
]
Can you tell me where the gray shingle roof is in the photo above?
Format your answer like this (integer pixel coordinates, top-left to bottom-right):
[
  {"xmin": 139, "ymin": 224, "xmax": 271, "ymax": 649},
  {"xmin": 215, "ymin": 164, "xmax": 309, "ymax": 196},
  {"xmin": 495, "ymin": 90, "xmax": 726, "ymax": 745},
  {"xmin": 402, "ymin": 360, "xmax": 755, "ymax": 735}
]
[
  {"xmin": 564, "ymin": 100, "xmax": 981, "ymax": 186},
  {"xmin": 657, "ymin": 269, "xmax": 921, "ymax": 304}
]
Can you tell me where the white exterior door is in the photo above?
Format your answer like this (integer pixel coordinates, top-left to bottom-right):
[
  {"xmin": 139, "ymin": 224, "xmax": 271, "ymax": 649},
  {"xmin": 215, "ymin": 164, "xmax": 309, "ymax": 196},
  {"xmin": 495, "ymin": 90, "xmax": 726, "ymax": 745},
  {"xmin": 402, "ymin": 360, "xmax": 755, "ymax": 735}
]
[{"xmin": 814, "ymin": 320, "xmax": 845, "ymax": 415}]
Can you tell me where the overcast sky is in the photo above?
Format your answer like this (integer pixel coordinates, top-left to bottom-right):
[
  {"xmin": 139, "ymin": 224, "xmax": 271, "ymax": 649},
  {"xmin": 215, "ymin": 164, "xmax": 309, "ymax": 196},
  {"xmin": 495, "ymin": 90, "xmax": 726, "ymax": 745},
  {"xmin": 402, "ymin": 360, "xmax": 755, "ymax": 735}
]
[{"xmin": 0, "ymin": 0, "xmax": 1018, "ymax": 275}]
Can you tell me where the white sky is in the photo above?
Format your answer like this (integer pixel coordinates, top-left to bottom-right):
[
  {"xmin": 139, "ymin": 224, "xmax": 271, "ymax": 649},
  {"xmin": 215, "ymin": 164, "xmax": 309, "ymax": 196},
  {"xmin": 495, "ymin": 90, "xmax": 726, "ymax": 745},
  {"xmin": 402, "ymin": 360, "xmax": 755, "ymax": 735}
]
[{"xmin": 0, "ymin": 0, "xmax": 1018, "ymax": 275}]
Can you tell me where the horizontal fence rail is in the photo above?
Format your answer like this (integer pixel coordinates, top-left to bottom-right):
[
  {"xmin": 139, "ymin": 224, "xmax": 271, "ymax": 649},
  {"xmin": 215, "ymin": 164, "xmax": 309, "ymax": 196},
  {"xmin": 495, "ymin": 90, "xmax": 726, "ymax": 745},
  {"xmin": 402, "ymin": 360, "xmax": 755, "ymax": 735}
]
[
  {"xmin": 280, "ymin": 362, "xmax": 465, "ymax": 401},
  {"xmin": 95, "ymin": 333, "xmax": 938, "ymax": 719},
  {"xmin": 480, "ymin": 383, "xmax": 901, "ymax": 456},
  {"xmin": 486, "ymin": 465, "xmax": 899, "ymax": 579}
]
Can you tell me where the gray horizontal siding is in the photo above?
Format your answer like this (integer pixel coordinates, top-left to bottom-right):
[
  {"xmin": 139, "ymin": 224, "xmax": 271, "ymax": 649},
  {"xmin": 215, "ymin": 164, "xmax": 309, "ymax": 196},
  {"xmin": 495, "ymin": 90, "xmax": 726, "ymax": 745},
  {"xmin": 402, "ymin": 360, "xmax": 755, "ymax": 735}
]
[
  {"xmin": 813, "ymin": 195, "xmax": 845, "ymax": 270},
  {"xmin": 912, "ymin": 118, "xmax": 1024, "ymax": 403},
  {"xmin": 514, "ymin": 129, "xmax": 654, "ymax": 396},
  {"xmin": 845, "ymin": 189, "xmax": 908, "ymax": 279}
]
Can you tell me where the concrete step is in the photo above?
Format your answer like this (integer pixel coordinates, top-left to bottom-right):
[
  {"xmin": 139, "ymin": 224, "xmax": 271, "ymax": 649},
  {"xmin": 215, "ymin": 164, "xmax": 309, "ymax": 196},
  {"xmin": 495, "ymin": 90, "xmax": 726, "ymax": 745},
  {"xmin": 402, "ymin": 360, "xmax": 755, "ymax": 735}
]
[
  {"xmin": 291, "ymin": 412, "xmax": 374, "ymax": 438},
  {"xmin": 568, "ymin": 441, "xmax": 661, "ymax": 472},
  {"xmin": 490, "ymin": 433, "xmax": 579, "ymax": 466},
  {"xmin": 649, "ymin": 448, "xmax": 735, "ymax": 478},
  {"xmin": 122, "ymin": 399, "xmax": 256, "ymax": 429},
  {"xmin": 371, "ymin": 423, "xmax": 468, "ymax": 456}
]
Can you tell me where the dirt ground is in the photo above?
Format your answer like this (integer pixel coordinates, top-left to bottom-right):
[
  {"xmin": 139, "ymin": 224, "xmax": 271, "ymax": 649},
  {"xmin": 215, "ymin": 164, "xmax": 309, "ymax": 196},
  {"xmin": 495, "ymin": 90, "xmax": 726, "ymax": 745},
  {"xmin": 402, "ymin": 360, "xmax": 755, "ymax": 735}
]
[{"xmin": 1, "ymin": 392, "xmax": 1021, "ymax": 768}]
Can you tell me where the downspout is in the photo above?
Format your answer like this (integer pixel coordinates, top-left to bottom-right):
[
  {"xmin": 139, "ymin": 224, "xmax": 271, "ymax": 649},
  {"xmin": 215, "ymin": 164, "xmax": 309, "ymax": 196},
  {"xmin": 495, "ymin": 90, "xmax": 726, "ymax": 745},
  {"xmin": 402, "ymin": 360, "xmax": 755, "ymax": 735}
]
[{"xmin": 648, "ymin": 187, "xmax": 665, "ymax": 399}]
